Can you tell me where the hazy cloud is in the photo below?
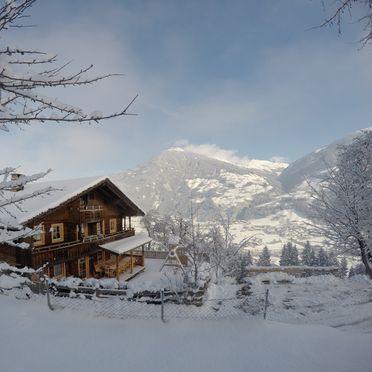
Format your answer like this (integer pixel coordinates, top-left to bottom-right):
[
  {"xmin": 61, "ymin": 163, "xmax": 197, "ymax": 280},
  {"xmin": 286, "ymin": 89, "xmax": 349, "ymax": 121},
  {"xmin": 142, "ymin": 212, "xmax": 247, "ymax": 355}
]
[{"xmin": 0, "ymin": 1, "xmax": 370, "ymax": 180}]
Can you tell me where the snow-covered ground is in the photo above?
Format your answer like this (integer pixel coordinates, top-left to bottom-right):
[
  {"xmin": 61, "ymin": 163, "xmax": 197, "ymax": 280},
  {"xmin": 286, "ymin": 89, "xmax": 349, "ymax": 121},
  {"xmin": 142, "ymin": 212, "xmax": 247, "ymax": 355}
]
[
  {"xmin": 1, "ymin": 293, "xmax": 372, "ymax": 372},
  {"xmin": 1, "ymin": 265, "xmax": 372, "ymax": 372},
  {"xmin": 249, "ymin": 273, "xmax": 372, "ymax": 333},
  {"xmin": 127, "ymin": 258, "xmax": 168, "ymax": 292}
]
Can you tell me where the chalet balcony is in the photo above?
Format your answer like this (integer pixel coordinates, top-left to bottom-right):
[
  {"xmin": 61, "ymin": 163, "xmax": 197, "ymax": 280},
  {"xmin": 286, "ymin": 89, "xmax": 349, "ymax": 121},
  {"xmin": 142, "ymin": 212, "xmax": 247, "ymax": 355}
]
[
  {"xmin": 31, "ymin": 229, "xmax": 135, "ymax": 269},
  {"xmin": 79, "ymin": 205, "xmax": 103, "ymax": 223}
]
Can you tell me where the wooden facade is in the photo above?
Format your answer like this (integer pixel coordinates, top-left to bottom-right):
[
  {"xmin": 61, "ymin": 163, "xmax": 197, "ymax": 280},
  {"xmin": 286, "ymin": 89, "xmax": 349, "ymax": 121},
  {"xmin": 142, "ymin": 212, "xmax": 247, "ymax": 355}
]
[{"xmin": 0, "ymin": 178, "xmax": 149, "ymax": 279}]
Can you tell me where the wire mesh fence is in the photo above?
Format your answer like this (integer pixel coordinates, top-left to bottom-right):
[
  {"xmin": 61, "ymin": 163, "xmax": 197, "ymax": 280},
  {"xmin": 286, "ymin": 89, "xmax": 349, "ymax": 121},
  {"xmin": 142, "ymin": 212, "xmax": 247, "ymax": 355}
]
[
  {"xmin": 0, "ymin": 271, "xmax": 269, "ymax": 321},
  {"xmin": 31, "ymin": 287, "xmax": 267, "ymax": 321}
]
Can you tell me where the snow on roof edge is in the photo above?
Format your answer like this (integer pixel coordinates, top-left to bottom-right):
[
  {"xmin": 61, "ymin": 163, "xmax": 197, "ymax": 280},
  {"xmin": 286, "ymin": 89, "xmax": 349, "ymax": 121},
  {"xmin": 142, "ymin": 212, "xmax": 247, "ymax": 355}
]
[
  {"xmin": 99, "ymin": 233, "xmax": 152, "ymax": 255},
  {"xmin": 19, "ymin": 176, "xmax": 109, "ymax": 224}
]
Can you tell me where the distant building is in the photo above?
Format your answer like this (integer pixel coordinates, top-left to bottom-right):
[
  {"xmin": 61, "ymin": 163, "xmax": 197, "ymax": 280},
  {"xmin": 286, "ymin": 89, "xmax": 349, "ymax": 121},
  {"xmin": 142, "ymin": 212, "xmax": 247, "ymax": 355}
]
[{"xmin": 0, "ymin": 177, "xmax": 151, "ymax": 280}]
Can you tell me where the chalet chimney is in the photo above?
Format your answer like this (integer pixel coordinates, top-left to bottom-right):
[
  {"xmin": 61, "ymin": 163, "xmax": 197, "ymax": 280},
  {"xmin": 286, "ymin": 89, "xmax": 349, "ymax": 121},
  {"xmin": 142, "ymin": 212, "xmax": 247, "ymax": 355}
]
[{"xmin": 10, "ymin": 173, "xmax": 25, "ymax": 191}]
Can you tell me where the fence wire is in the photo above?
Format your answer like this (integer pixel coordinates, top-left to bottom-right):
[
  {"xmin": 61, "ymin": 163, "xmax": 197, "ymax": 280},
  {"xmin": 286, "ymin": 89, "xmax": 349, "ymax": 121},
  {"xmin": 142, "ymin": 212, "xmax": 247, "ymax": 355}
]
[
  {"xmin": 38, "ymin": 290, "xmax": 266, "ymax": 321},
  {"xmin": 1, "ymin": 281, "xmax": 268, "ymax": 321}
]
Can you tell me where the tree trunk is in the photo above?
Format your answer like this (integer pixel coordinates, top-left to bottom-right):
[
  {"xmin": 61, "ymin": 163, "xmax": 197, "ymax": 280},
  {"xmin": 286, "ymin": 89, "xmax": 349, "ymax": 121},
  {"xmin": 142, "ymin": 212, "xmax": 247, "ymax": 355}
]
[
  {"xmin": 358, "ymin": 239, "xmax": 372, "ymax": 279},
  {"xmin": 193, "ymin": 261, "xmax": 198, "ymax": 289}
]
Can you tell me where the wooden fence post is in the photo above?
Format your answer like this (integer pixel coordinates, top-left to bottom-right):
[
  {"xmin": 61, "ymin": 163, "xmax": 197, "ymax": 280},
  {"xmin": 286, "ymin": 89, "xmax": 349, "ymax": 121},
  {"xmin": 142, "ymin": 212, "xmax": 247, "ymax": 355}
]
[
  {"xmin": 44, "ymin": 276, "xmax": 54, "ymax": 311},
  {"xmin": 263, "ymin": 288, "xmax": 269, "ymax": 320},
  {"xmin": 161, "ymin": 289, "xmax": 165, "ymax": 323}
]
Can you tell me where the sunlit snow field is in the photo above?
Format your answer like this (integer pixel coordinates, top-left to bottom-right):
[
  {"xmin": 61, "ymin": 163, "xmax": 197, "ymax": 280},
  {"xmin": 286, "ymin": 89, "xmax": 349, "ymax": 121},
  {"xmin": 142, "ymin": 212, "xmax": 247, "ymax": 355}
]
[
  {"xmin": 1, "ymin": 294, "xmax": 372, "ymax": 372},
  {"xmin": 1, "ymin": 272, "xmax": 372, "ymax": 372}
]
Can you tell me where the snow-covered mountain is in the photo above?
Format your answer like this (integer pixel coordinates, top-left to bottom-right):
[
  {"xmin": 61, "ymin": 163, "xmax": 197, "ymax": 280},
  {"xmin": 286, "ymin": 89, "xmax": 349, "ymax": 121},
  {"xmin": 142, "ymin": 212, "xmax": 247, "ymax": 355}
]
[
  {"xmin": 279, "ymin": 127, "xmax": 372, "ymax": 192},
  {"xmin": 110, "ymin": 128, "xmax": 370, "ymax": 257},
  {"xmin": 113, "ymin": 148, "xmax": 286, "ymax": 220},
  {"xmin": 110, "ymin": 147, "xmax": 313, "ymax": 256}
]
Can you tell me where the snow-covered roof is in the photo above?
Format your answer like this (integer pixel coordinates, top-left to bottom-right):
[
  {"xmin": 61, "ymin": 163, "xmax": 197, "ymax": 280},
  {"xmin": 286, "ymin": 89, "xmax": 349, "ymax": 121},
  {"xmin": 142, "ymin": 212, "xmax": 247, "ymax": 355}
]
[
  {"xmin": 2, "ymin": 175, "xmax": 144, "ymax": 225},
  {"xmin": 99, "ymin": 233, "xmax": 152, "ymax": 255}
]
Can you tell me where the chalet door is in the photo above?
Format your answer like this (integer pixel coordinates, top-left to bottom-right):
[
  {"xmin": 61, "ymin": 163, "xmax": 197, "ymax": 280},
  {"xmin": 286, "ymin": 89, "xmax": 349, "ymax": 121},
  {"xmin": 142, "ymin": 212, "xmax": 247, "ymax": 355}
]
[
  {"xmin": 87, "ymin": 222, "xmax": 97, "ymax": 236},
  {"xmin": 65, "ymin": 261, "xmax": 71, "ymax": 276},
  {"xmin": 89, "ymin": 255, "xmax": 95, "ymax": 277},
  {"xmin": 66, "ymin": 260, "xmax": 78, "ymax": 277}
]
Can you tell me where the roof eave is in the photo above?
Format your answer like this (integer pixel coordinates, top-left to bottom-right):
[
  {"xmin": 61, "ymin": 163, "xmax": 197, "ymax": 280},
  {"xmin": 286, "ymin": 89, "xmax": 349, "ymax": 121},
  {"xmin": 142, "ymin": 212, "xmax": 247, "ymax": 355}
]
[{"xmin": 21, "ymin": 177, "xmax": 145, "ymax": 225}]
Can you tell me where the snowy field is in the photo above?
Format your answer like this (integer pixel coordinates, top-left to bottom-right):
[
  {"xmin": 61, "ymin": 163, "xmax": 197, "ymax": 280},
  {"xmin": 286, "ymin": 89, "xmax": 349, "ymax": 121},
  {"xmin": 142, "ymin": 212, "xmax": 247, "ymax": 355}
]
[
  {"xmin": 249, "ymin": 273, "xmax": 372, "ymax": 333},
  {"xmin": 1, "ymin": 294, "xmax": 372, "ymax": 372},
  {"xmin": 1, "ymin": 271, "xmax": 372, "ymax": 371}
]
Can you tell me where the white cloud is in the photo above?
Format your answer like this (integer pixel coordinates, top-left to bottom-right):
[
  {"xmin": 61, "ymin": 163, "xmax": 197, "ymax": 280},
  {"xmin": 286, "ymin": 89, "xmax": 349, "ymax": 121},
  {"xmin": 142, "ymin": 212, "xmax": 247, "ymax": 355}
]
[
  {"xmin": 183, "ymin": 143, "xmax": 247, "ymax": 165},
  {"xmin": 180, "ymin": 143, "xmax": 288, "ymax": 171},
  {"xmin": 1, "ymin": 1, "xmax": 371, "ymax": 181}
]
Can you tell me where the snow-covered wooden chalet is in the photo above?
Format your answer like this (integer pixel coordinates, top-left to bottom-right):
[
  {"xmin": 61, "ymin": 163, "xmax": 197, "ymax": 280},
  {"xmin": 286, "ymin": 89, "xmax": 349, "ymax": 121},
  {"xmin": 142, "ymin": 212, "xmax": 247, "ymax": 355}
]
[{"xmin": 0, "ymin": 176, "xmax": 151, "ymax": 280}]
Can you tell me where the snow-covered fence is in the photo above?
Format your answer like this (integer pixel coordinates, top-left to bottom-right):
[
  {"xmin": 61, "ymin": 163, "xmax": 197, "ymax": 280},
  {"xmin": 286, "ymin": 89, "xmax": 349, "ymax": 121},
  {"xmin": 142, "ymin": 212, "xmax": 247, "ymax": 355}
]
[
  {"xmin": 0, "ymin": 264, "xmax": 270, "ymax": 321},
  {"xmin": 42, "ymin": 291, "xmax": 266, "ymax": 321},
  {"xmin": 12, "ymin": 278, "xmax": 266, "ymax": 321},
  {"xmin": 246, "ymin": 266, "xmax": 339, "ymax": 277}
]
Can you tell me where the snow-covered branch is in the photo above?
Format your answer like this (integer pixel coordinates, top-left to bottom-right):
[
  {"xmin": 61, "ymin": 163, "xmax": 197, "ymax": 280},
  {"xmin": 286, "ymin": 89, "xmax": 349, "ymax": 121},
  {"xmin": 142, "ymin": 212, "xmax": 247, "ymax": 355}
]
[
  {"xmin": 0, "ymin": 0, "xmax": 138, "ymax": 131},
  {"xmin": 0, "ymin": 185, "xmax": 55, "ymax": 209},
  {"xmin": 317, "ymin": 0, "xmax": 372, "ymax": 46},
  {"xmin": 0, "ymin": 166, "xmax": 57, "ymax": 247},
  {"xmin": 310, "ymin": 130, "xmax": 372, "ymax": 278},
  {"xmin": 0, "ymin": 0, "xmax": 137, "ymax": 248}
]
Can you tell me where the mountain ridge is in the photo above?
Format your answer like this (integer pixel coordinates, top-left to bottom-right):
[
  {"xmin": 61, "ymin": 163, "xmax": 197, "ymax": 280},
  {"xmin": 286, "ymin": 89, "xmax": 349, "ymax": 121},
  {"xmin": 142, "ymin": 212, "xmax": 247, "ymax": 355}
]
[{"xmin": 109, "ymin": 128, "xmax": 369, "ymax": 256}]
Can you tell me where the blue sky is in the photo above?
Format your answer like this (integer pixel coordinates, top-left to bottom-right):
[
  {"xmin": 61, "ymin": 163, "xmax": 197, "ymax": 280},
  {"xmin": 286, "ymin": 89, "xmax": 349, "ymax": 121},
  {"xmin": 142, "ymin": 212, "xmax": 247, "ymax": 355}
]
[{"xmin": 1, "ymin": 0, "xmax": 371, "ymax": 179}]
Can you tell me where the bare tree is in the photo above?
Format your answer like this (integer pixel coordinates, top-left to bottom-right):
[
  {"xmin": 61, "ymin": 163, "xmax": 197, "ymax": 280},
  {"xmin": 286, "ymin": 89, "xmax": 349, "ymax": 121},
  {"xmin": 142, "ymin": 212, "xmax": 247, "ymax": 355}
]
[
  {"xmin": 0, "ymin": 0, "xmax": 137, "ymax": 130},
  {"xmin": 144, "ymin": 204, "xmax": 256, "ymax": 286},
  {"xmin": 310, "ymin": 130, "xmax": 372, "ymax": 278},
  {"xmin": 0, "ymin": 167, "xmax": 57, "ymax": 247},
  {"xmin": 0, "ymin": 0, "xmax": 136, "ymax": 248},
  {"xmin": 206, "ymin": 210, "xmax": 255, "ymax": 281},
  {"xmin": 184, "ymin": 198, "xmax": 206, "ymax": 288},
  {"xmin": 318, "ymin": 0, "xmax": 372, "ymax": 46}
]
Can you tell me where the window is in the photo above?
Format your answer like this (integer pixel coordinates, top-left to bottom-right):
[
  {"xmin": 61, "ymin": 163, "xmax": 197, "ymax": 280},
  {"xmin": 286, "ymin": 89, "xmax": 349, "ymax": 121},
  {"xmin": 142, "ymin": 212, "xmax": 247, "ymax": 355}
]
[
  {"xmin": 33, "ymin": 224, "xmax": 45, "ymax": 247},
  {"xmin": 109, "ymin": 218, "xmax": 117, "ymax": 233},
  {"xmin": 80, "ymin": 196, "xmax": 87, "ymax": 207},
  {"xmin": 53, "ymin": 263, "xmax": 62, "ymax": 277},
  {"xmin": 79, "ymin": 258, "xmax": 86, "ymax": 278},
  {"xmin": 51, "ymin": 223, "xmax": 64, "ymax": 243}
]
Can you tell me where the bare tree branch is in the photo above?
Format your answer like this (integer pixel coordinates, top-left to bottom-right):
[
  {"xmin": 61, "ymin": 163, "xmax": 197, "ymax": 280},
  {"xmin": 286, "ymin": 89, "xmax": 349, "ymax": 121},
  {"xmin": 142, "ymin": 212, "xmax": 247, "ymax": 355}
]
[
  {"xmin": 0, "ymin": 0, "xmax": 138, "ymax": 131},
  {"xmin": 309, "ymin": 130, "xmax": 372, "ymax": 278},
  {"xmin": 316, "ymin": 0, "xmax": 372, "ymax": 46}
]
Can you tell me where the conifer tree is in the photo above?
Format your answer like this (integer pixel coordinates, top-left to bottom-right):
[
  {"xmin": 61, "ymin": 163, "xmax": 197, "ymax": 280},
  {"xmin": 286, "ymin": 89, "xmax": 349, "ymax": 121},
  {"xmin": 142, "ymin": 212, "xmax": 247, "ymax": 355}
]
[
  {"xmin": 310, "ymin": 249, "xmax": 318, "ymax": 267},
  {"xmin": 301, "ymin": 241, "xmax": 317, "ymax": 266},
  {"xmin": 257, "ymin": 246, "xmax": 271, "ymax": 267},
  {"xmin": 280, "ymin": 242, "xmax": 299, "ymax": 266},
  {"xmin": 280, "ymin": 244, "xmax": 290, "ymax": 266},
  {"xmin": 318, "ymin": 247, "xmax": 329, "ymax": 267},
  {"xmin": 327, "ymin": 250, "xmax": 339, "ymax": 267},
  {"xmin": 289, "ymin": 244, "xmax": 299, "ymax": 266},
  {"xmin": 338, "ymin": 257, "xmax": 348, "ymax": 278}
]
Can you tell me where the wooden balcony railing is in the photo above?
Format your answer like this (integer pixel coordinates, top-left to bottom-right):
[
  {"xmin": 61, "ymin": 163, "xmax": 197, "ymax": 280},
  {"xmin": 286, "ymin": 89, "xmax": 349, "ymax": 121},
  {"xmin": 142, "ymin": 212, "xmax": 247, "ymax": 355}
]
[
  {"xmin": 31, "ymin": 229, "xmax": 135, "ymax": 268},
  {"xmin": 79, "ymin": 205, "xmax": 103, "ymax": 223}
]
